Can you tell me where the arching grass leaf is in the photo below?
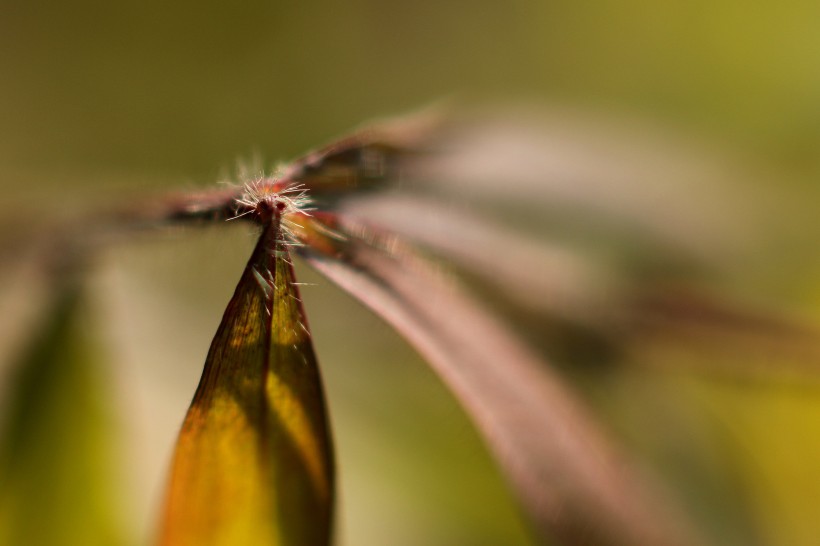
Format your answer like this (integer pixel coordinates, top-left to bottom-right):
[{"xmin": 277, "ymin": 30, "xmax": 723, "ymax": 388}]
[
  {"xmin": 293, "ymin": 213, "xmax": 702, "ymax": 546},
  {"xmin": 341, "ymin": 195, "xmax": 820, "ymax": 377}
]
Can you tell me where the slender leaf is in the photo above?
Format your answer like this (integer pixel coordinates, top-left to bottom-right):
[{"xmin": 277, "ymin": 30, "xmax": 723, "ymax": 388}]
[
  {"xmin": 405, "ymin": 112, "xmax": 750, "ymax": 262},
  {"xmin": 341, "ymin": 196, "xmax": 820, "ymax": 376},
  {"xmin": 279, "ymin": 106, "xmax": 443, "ymax": 200},
  {"xmin": 295, "ymin": 214, "xmax": 702, "ymax": 546},
  {"xmin": 158, "ymin": 218, "xmax": 334, "ymax": 546},
  {"xmin": 340, "ymin": 194, "xmax": 614, "ymax": 326}
]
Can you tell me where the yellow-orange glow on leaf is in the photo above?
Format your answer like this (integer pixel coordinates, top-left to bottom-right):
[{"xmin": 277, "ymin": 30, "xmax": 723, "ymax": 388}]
[{"xmin": 158, "ymin": 220, "xmax": 334, "ymax": 546}]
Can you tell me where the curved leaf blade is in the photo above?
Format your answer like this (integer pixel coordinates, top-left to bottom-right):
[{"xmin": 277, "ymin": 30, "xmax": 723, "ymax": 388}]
[{"xmin": 296, "ymin": 214, "xmax": 702, "ymax": 546}]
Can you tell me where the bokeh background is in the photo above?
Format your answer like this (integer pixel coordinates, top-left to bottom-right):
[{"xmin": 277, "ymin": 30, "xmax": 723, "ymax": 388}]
[{"xmin": 1, "ymin": 1, "xmax": 820, "ymax": 545}]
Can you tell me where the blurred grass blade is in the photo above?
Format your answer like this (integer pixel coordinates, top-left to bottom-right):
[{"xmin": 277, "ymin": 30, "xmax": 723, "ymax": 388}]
[
  {"xmin": 297, "ymin": 214, "xmax": 701, "ymax": 546},
  {"xmin": 343, "ymin": 196, "xmax": 820, "ymax": 377},
  {"xmin": 159, "ymin": 219, "xmax": 334, "ymax": 546},
  {"xmin": 341, "ymin": 194, "xmax": 613, "ymax": 326},
  {"xmin": 279, "ymin": 106, "xmax": 443, "ymax": 201},
  {"xmin": 0, "ymin": 277, "xmax": 123, "ymax": 546},
  {"xmin": 629, "ymin": 286, "xmax": 820, "ymax": 375},
  {"xmin": 408, "ymin": 112, "xmax": 748, "ymax": 262}
]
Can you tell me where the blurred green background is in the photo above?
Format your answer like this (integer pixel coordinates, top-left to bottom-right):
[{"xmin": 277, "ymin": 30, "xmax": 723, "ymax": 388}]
[
  {"xmin": 3, "ymin": 0, "xmax": 820, "ymax": 182},
  {"xmin": 1, "ymin": 1, "xmax": 820, "ymax": 545}
]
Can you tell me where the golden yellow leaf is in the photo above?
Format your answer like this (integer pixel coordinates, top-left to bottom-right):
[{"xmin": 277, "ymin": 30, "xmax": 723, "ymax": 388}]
[{"xmin": 159, "ymin": 218, "xmax": 334, "ymax": 546}]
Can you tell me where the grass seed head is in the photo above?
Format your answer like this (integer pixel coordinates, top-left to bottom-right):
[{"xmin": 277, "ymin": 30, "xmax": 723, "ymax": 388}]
[{"xmin": 232, "ymin": 176, "xmax": 314, "ymax": 244}]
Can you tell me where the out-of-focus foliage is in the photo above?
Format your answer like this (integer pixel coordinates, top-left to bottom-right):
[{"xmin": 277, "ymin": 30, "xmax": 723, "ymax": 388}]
[
  {"xmin": 0, "ymin": 278, "xmax": 122, "ymax": 546},
  {"xmin": 1, "ymin": 1, "xmax": 819, "ymax": 546}
]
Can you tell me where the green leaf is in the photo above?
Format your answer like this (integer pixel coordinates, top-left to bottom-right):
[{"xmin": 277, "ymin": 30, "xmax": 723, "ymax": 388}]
[
  {"xmin": 158, "ymin": 219, "xmax": 334, "ymax": 546},
  {"xmin": 0, "ymin": 278, "xmax": 124, "ymax": 546}
]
